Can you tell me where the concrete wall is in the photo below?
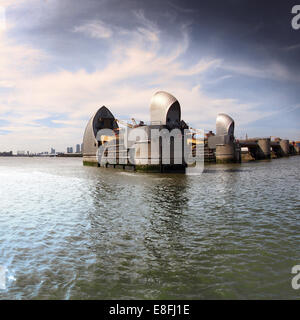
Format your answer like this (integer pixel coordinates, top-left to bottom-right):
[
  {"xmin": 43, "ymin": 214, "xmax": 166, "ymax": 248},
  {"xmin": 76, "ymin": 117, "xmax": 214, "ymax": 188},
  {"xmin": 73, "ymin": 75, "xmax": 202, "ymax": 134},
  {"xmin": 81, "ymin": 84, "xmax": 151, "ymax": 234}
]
[
  {"xmin": 279, "ymin": 139, "xmax": 289, "ymax": 156},
  {"xmin": 216, "ymin": 143, "xmax": 235, "ymax": 163},
  {"xmin": 257, "ymin": 138, "xmax": 271, "ymax": 159}
]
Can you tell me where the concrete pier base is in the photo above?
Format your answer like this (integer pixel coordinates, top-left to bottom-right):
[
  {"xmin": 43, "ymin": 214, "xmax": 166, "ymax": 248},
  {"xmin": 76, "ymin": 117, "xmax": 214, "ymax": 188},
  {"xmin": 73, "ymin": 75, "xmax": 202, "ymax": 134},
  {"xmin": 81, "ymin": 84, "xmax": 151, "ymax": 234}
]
[
  {"xmin": 279, "ymin": 139, "xmax": 289, "ymax": 156},
  {"xmin": 216, "ymin": 144, "xmax": 235, "ymax": 163},
  {"xmin": 241, "ymin": 152, "xmax": 255, "ymax": 162},
  {"xmin": 83, "ymin": 156, "xmax": 99, "ymax": 167},
  {"xmin": 257, "ymin": 138, "xmax": 271, "ymax": 159}
]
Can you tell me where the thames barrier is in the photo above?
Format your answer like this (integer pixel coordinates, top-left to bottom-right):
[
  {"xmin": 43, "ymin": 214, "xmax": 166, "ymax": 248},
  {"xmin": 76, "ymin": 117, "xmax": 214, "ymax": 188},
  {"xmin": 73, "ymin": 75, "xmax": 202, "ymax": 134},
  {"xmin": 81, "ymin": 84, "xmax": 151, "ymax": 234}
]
[{"xmin": 83, "ymin": 91, "xmax": 300, "ymax": 172}]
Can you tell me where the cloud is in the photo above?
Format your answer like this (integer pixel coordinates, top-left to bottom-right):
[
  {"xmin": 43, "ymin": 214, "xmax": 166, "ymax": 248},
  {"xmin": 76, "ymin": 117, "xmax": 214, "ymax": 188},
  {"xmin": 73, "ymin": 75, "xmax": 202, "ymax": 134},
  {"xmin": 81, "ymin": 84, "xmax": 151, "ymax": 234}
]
[
  {"xmin": 0, "ymin": 80, "xmax": 14, "ymax": 88},
  {"xmin": 133, "ymin": 9, "xmax": 158, "ymax": 31},
  {"xmin": 73, "ymin": 20, "xmax": 113, "ymax": 39},
  {"xmin": 284, "ymin": 43, "xmax": 300, "ymax": 51},
  {"xmin": 0, "ymin": 30, "xmax": 45, "ymax": 86},
  {"xmin": 0, "ymin": 0, "xmax": 40, "ymax": 10},
  {"xmin": 0, "ymin": 0, "xmax": 19, "ymax": 8},
  {"xmin": 168, "ymin": 1, "xmax": 196, "ymax": 13},
  {"xmin": 0, "ymin": 5, "xmax": 5, "ymax": 31},
  {"xmin": 221, "ymin": 60, "xmax": 300, "ymax": 83},
  {"xmin": 1, "ymin": 7, "xmax": 298, "ymax": 152}
]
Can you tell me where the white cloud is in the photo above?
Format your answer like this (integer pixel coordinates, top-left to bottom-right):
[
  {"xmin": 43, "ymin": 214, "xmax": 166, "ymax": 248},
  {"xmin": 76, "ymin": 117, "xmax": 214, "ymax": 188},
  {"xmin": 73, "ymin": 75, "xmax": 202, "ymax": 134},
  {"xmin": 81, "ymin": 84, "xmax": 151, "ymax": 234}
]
[
  {"xmin": 0, "ymin": 5, "xmax": 5, "ymax": 31},
  {"xmin": 0, "ymin": 30, "xmax": 45, "ymax": 86},
  {"xmin": 0, "ymin": 0, "xmax": 40, "ymax": 9},
  {"xmin": 284, "ymin": 43, "xmax": 300, "ymax": 51},
  {"xmin": 0, "ymin": 0, "xmax": 18, "ymax": 8},
  {"xmin": 222, "ymin": 60, "xmax": 300, "ymax": 82},
  {"xmin": 1, "ymin": 12, "xmax": 297, "ymax": 152},
  {"xmin": 73, "ymin": 20, "xmax": 113, "ymax": 39},
  {"xmin": 0, "ymin": 80, "xmax": 14, "ymax": 88},
  {"xmin": 133, "ymin": 9, "xmax": 158, "ymax": 33}
]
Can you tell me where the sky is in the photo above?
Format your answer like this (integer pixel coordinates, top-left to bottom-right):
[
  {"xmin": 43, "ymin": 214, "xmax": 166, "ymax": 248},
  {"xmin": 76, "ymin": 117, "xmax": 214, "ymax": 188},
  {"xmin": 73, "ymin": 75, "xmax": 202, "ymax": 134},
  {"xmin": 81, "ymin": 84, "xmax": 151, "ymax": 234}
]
[{"xmin": 0, "ymin": 0, "xmax": 299, "ymax": 153}]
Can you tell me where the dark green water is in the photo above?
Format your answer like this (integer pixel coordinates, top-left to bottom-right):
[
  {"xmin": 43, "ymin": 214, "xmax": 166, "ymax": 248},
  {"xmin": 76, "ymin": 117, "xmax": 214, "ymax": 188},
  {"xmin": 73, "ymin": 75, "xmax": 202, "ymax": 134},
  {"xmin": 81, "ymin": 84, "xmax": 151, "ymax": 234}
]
[{"xmin": 0, "ymin": 156, "xmax": 299, "ymax": 299}]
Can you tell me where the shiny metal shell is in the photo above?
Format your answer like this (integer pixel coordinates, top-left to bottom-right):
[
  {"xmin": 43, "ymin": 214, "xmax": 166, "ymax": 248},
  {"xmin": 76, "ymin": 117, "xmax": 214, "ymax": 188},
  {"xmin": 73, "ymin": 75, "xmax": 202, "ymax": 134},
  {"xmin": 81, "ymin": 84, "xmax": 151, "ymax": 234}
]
[
  {"xmin": 150, "ymin": 91, "xmax": 181, "ymax": 126},
  {"xmin": 82, "ymin": 106, "xmax": 118, "ymax": 156},
  {"xmin": 216, "ymin": 113, "xmax": 235, "ymax": 137}
]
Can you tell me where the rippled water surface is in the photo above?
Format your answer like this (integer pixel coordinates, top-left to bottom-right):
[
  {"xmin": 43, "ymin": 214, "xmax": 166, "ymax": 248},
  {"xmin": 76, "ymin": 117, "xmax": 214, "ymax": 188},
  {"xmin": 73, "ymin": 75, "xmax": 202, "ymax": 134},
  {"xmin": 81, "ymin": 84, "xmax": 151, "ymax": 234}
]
[{"xmin": 0, "ymin": 156, "xmax": 299, "ymax": 299}]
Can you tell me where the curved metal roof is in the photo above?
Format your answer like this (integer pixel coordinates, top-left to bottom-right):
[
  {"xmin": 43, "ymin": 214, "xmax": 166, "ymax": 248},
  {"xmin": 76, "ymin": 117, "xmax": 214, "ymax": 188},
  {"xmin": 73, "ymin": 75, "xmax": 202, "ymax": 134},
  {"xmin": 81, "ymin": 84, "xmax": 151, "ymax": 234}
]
[
  {"xmin": 92, "ymin": 106, "xmax": 118, "ymax": 136},
  {"xmin": 216, "ymin": 113, "xmax": 235, "ymax": 136},
  {"xmin": 82, "ymin": 106, "xmax": 118, "ymax": 156},
  {"xmin": 150, "ymin": 91, "xmax": 181, "ymax": 126}
]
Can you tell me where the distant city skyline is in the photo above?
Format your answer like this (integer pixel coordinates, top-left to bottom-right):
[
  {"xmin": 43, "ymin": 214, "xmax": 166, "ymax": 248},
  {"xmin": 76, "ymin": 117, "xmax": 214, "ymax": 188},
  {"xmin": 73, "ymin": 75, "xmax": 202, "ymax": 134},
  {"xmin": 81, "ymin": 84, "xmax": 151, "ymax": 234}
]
[
  {"xmin": 0, "ymin": 142, "xmax": 83, "ymax": 155},
  {"xmin": 0, "ymin": 0, "xmax": 299, "ymax": 153}
]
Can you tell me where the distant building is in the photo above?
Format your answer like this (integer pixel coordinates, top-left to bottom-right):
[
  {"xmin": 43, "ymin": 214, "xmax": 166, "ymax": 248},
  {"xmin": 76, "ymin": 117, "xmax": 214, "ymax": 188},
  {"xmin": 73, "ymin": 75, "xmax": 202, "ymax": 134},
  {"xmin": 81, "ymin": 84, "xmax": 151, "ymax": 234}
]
[
  {"xmin": 50, "ymin": 148, "xmax": 55, "ymax": 154},
  {"xmin": 17, "ymin": 151, "xmax": 25, "ymax": 156},
  {"xmin": 67, "ymin": 147, "xmax": 73, "ymax": 153},
  {"xmin": 76, "ymin": 144, "xmax": 80, "ymax": 153},
  {"xmin": 0, "ymin": 151, "xmax": 13, "ymax": 156}
]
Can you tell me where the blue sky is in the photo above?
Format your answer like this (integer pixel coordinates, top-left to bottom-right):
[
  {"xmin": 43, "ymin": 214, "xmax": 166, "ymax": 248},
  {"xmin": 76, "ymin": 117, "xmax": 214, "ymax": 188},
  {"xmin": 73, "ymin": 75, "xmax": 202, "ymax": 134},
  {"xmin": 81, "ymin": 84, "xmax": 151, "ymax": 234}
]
[{"xmin": 0, "ymin": 0, "xmax": 299, "ymax": 152}]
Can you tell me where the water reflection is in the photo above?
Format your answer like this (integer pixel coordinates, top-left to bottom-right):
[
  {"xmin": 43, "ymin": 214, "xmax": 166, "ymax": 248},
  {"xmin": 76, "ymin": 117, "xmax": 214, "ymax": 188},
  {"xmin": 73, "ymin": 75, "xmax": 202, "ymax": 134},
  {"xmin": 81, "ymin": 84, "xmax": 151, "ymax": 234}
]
[
  {"xmin": 146, "ymin": 175, "xmax": 189, "ymax": 214},
  {"xmin": 0, "ymin": 157, "xmax": 299, "ymax": 299},
  {"xmin": 140, "ymin": 176, "xmax": 191, "ymax": 290}
]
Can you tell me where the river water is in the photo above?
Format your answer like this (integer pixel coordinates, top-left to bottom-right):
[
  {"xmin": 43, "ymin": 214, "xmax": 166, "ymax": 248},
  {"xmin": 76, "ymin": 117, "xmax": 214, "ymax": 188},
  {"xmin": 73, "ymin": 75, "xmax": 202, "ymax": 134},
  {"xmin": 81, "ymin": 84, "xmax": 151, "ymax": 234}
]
[{"xmin": 0, "ymin": 156, "xmax": 299, "ymax": 299}]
